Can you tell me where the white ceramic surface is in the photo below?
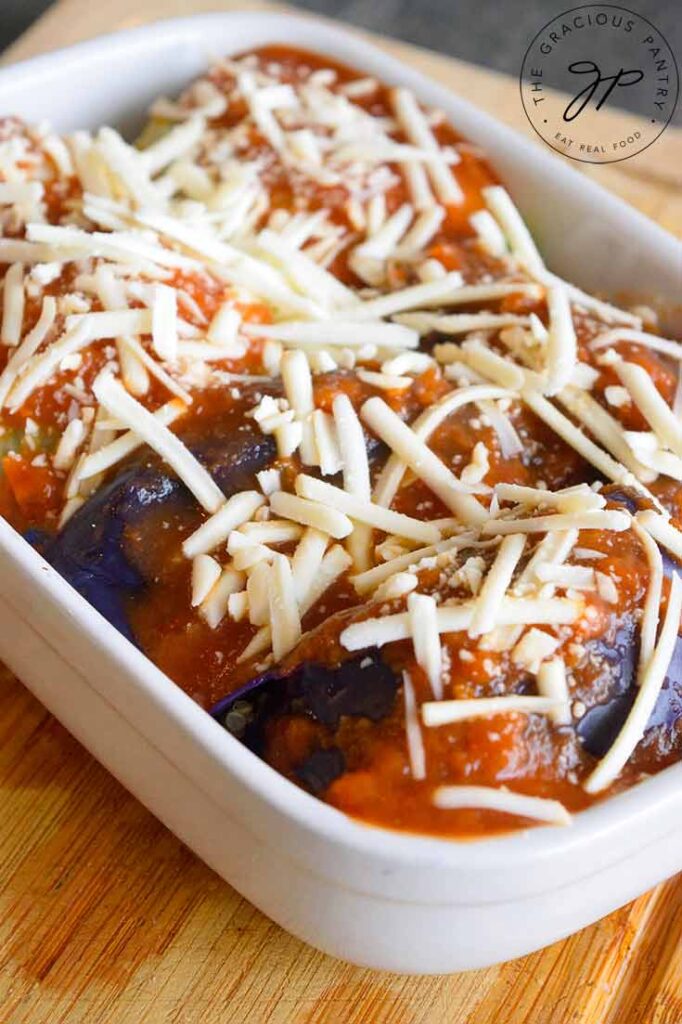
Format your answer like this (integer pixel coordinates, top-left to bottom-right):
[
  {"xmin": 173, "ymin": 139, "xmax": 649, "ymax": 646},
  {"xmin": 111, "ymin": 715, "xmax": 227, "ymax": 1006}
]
[{"xmin": 0, "ymin": 13, "xmax": 680, "ymax": 974}]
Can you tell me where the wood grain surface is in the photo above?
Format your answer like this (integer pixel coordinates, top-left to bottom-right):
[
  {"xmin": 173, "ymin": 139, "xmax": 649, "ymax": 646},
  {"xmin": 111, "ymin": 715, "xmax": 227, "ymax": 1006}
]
[{"xmin": 1, "ymin": 3, "xmax": 680, "ymax": 1022}]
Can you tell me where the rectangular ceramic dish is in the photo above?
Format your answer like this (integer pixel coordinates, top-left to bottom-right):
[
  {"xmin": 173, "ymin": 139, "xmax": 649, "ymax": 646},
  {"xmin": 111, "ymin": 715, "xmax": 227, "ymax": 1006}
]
[{"xmin": 0, "ymin": 12, "xmax": 680, "ymax": 974}]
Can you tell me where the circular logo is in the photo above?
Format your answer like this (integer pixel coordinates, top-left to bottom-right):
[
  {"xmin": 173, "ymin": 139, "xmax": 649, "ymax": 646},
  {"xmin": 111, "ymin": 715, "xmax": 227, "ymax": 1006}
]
[{"xmin": 520, "ymin": 4, "xmax": 679, "ymax": 163}]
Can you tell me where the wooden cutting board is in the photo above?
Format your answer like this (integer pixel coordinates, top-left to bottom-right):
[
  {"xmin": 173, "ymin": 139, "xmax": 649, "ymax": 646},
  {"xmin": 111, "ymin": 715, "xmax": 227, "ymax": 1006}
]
[{"xmin": 0, "ymin": 3, "xmax": 680, "ymax": 1021}]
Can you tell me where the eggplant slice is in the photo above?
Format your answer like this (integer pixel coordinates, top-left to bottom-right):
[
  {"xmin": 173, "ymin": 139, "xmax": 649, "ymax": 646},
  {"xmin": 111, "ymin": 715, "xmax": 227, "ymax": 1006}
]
[
  {"xmin": 37, "ymin": 378, "xmax": 380, "ymax": 645},
  {"xmin": 578, "ymin": 630, "xmax": 682, "ymax": 757},
  {"xmin": 210, "ymin": 649, "xmax": 400, "ymax": 793},
  {"xmin": 212, "ymin": 611, "xmax": 681, "ymax": 787},
  {"xmin": 574, "ymin": 485, "xmax": 682, "ymax": 755},
  {"xmin": 40, "ymin": 430, "xmax": 275, "ymax": 644}
]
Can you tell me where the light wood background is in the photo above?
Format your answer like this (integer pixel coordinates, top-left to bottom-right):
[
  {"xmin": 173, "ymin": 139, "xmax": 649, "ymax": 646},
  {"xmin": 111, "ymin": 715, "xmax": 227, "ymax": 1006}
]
[{"xmin": 1, "ymin": 3, "xmax": 680, "ymax": 1022}]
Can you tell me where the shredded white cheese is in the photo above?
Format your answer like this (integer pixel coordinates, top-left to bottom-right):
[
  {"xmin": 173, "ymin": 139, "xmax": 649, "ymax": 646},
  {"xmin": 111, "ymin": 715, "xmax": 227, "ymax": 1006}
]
[
  {"xmin": 482, "ymin": 186, "xmax": 545, "ymax": 277},
  {"xmin": 591, "ymin": 328, "xmax": 682, "ymax": 361},
  {"xmin": 521, "ymin": 390, "xmax": 642, "ymax": 490},
  {"xmin": 404, "ymin": 311, "xmax": 531, "ymax": 336},
  {"xmin": 182, "ymin": 490, "xmax": 265, "ymax": 558},
  {"xmin": 347, "ymin": 272, "xmax": 465, "ymax": 321},
  {"xmin": 469, "ymin": 534, "xmax": 526, "ymax": 637},
  {"xmin": 636, "ymin": 509, "xmax": 682, "ymax": 563},
  {"xmin": 361, "ymin": 395, "xmax": 488, "ymax": 525},
  {"xmin": 191, "ymin": 553, "xmax": 222, "ymax": 607},
  {"xmin": 511, "ymin": 628, "xmax": 561, "ymax": 673},
  {"xmin": 93, "ymin": 373, "xmax": 225, "ymax": 513},
  {"xmin": 270, "ymin": 490, "xmax": 353, "ymax": 539},
  {"xmin": 544, "ymin": 283, "xmax": 577, "ymax": 396},
  {"xmin": 296, "ymin": 473, "xmax": 442, "ymax": 544},
  {"xmin": 1, "ymin": 262, "xmax": 25, "ymax": 346},
  {"xmin": 584, "ymin": 572, "xmax": 682, "ymax": 793},
  {"xmin": 616, "ymin": 360, "xmax": 682, "ymax": 461},
  {"xmin": 431, "ymin": 785, "xmax": 571, "ymax": 825},
  {"xmin": 306, "ymin": 422, "xmax": 336, "ymax": 479},
  {"xmin": 495, "ymin": 482, "xmax": 604, "ymax": 514},
  {"xmin": 151, "ymin": 283, "xmax": 178, "ymax": 361},
  {"xmin": 351, "ymin": 534, "xmax": 473, "ymax": 595},
  {"xmin": 333, "ymin": 393, "xmax": 372, "ymax": 572},
  {"xmin": 244, "ymin": 319, "xmax": 418, "ymax": 350},
  {"xmin": 391, "ymin": 87, "xmax": 463, "ymax": 204},
  {"xmin": 407, "ymin": 592, "xmax": 443, "ymax": 699},
  {"xmin": 372, "ymin": 385, "xmax": 508, "ymax": 513},
  {"xmin": 402, "ymin": 671, "xmax": 426, "ymax": 780},
  {"xmin": 422, "ymin": 694, "xmax": 567, "ymax": 727},
  {"xmin": 558, "ymin": 386, "xmax": 657, "ymax": 483},
  {"xmin": 0, "ymin": 295, "xmax": 56, "ymax": 409},
  {"xmin": 78, "ymin": 400, "xmax": 184, "ymax": 480},
  {"xmin": 268, "ymin": 553, "xmax": 302, "ymax": 661},
  {"xmin": 341, "ymin": 596, "xmax": 580, "ymax": 651},
  {"xmin": 536, "ymin": 658, "xmax": 571, "ymax": 725},
  {"xmin": 482, "ymin": 509, "xmax": 630, "ymax": 536},
  {"xmin": 291, "ymin": 527, "xmax": 329, "ymax": 605},
  {"xmin": 200, "ymin": 568, "xmax": 245, "ymax": 629}
]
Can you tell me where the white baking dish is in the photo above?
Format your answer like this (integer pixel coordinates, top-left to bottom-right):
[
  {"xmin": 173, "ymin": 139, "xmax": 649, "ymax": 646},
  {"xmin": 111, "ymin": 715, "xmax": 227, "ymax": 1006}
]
[{"xmin": 0, "ymin": 12, "xmax": 680, "ymax": 975}]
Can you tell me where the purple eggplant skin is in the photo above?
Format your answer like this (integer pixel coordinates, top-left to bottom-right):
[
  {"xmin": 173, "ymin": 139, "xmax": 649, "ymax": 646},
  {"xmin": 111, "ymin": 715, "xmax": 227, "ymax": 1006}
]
[
  {"xmin": 601, "ymin": 485, "xmax": 642, "ymax": 515},
  {"xmin": 295, "ymin": 747, "xmax": 346, "ymax": 794},
  {"xmin": 210, "ymin": 650, "xmax": 399, "ymax": 792},
  {"xmin": 39, "ymin": 431, "xmax": 276, "ymax": 644},
  {"xmin": 43, "ymin": 464, "xmax": 176, "ymax": 643},
  {"xmin": 574, "ymin": 484, "xmax": 682, "ymax": 756},
  {"xmin": 577, "ymin": 617, "xmax": 682, "ymax": 758}
]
